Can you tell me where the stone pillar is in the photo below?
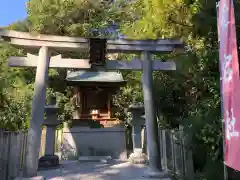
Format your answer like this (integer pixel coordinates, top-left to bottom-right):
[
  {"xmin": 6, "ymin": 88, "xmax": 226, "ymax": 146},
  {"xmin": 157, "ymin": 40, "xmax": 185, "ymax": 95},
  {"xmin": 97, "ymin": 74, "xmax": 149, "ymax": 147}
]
[
  {"xmin": 38, "ymin": 96, "xmax": 61, "ymax": 169},
  {"xmin": 45, "ymin": 127, "xmax": 55, "ymax": 155},
  {"xmin": 23, "ymin": 47, "xmax": 50, "ymax": 177},
  {"xmin": 128, "ymin": 103, "xmax": 147, "ymax": 164},
  {"xmin": 141, "ymin": 51, "xmax": 169, "ymax": 178}
]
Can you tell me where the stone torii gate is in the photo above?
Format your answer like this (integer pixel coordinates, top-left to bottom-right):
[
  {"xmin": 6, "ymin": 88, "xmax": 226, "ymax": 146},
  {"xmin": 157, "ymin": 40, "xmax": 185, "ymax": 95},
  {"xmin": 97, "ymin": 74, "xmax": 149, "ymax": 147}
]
[{"xmin": 0, "ymin": 30, "xmax": 183, "ymax": 179}]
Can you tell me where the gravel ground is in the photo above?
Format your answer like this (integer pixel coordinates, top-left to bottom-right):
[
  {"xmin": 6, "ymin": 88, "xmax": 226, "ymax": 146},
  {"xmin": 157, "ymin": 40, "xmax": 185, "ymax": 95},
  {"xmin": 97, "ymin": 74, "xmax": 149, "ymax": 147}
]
[{"xmin": 38, "ymin": 160, "xmax": 170, "ymax": 180}]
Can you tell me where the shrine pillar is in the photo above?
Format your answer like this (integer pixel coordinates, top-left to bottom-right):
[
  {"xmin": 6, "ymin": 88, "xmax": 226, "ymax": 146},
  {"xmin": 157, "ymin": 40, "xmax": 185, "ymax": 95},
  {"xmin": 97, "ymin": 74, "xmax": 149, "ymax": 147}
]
[{"xmin": 72, "ymin": 86, "xmax": 82, "ymax": 120}]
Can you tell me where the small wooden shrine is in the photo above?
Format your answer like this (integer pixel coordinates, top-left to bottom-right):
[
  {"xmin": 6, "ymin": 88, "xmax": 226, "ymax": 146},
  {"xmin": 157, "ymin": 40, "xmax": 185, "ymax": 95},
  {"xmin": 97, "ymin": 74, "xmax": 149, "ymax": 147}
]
[{"xmin": 66, "ymin": 70, "xmax": 126, "ymax": 127}]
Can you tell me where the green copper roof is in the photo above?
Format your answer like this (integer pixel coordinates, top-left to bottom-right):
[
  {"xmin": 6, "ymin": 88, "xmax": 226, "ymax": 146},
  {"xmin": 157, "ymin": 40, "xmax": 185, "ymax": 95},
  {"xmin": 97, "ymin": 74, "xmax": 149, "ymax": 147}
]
[{"xmin": 66, "ymin": 70, "xmax": 125, "ymax": 82}]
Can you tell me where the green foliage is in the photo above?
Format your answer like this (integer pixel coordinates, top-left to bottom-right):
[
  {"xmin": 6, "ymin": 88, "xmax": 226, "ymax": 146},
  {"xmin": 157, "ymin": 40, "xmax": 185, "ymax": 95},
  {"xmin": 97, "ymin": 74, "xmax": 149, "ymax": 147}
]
[
  {"xmin": 115, "ymin": 0, "xmax": 229, "ymax": 178},
  {"xmin": 112, "ymin": 70, "xmax": 143, "ymax": 121},
  {"xmin": 26, "ymin": 0, "xmax": 121, "ymax": 37},
  {"xmin": 0, "ymin": 44, "xmax": 34, "ymax": 130}
]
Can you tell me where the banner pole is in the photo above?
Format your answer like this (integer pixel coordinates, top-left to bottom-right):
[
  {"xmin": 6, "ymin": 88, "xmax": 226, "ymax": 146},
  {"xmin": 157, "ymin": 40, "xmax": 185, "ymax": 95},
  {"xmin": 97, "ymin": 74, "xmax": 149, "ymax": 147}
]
[{"xmin": 216, "ymin": 1, "xmax": 228, "ymax": 180}]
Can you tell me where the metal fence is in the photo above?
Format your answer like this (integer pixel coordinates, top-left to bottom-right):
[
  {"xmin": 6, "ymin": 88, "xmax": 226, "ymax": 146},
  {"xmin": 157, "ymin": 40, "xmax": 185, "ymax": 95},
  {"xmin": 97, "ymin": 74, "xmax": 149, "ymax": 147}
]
[
  {"xmin": 158, "ymin": 127, "xmax": 194, "ymax": 180},
  {"xmin": 0, "ymin": 130, "xmax": 27, "ymax": 180}
]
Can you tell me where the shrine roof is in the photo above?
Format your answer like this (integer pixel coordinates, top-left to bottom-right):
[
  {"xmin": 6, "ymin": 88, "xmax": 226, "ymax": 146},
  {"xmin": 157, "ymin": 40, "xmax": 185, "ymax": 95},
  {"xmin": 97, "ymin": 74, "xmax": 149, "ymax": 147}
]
[{"xmin": 66, "ymin": 70, "xmax": 125, "ymax": 83}]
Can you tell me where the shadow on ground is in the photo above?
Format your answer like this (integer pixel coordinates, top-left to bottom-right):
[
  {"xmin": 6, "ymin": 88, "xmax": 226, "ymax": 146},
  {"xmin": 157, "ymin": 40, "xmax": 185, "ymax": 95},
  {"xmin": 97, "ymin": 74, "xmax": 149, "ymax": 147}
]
[{"xmin": 38, "ymin": 160, "xmax": 149, "ymax": 180}]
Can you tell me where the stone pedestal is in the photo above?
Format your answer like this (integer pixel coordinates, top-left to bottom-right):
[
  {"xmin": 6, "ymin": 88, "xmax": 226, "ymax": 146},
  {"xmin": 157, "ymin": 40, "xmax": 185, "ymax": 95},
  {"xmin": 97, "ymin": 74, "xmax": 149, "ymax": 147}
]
[
  {"xmin": 128, "ymin": 103, "xmax": 148, "ymax": 164},
  {"xmin": 38, "ymin": 97, "xmax": 61, "ymax": 169},
  {"xmin": 62, "ymin": 123, "xmax": 127, "ymax": 160}
]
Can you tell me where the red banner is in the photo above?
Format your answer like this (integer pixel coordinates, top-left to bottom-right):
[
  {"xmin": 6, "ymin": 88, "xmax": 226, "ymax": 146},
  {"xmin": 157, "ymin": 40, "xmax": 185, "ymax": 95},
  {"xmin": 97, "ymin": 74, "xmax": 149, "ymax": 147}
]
[{"xmin": 218, "ymin": 0, "xmax": 240, "ymax": 170}]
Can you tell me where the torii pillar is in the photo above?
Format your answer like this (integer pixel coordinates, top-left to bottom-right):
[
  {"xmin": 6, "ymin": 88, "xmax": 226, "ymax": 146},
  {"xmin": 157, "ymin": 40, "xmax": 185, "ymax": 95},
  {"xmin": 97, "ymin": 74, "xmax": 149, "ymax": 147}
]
[
  {"xmin": 24, "ymin": 46, "xmax": 50, "ymax": 177},
  {"xmin": 141, "ymin": 51, "xmax": 168, "ymax": 178}
]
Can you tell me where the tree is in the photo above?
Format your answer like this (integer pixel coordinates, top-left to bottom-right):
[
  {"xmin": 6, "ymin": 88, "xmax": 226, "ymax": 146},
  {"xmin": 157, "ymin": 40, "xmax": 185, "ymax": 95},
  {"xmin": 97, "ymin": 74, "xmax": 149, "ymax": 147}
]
[
  {"xmin": 0, "ymin": 43, "xmax": 34, "ymax": 130},
  {"xmin": 113, "ymin": 0, "xmax": 228, "ymax": 179},
  {"xmin": 0, "ymin": 0, "xmax": 125, "ymax": 130}
]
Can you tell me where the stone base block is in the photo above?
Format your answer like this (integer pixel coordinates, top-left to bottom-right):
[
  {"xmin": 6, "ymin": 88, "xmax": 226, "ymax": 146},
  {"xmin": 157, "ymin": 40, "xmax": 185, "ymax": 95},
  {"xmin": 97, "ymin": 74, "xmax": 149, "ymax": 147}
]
[
  {"xmin": 38, "ymin": 155, "xmax": 60, "ymax": 169},
  {"xmin": 129, "ymin": 152, "xmax": 148, "ymax": 164},
  {"xmin": 14, "ymin": 176, "xmax": 45, "ymax": 180}
]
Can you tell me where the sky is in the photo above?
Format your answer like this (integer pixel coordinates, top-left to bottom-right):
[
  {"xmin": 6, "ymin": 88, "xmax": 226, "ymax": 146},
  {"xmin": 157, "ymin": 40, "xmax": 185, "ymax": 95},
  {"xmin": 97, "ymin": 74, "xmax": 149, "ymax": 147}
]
[{"xmin": 0, "ymin": 0, "xmax": 27, "ymax": 26}]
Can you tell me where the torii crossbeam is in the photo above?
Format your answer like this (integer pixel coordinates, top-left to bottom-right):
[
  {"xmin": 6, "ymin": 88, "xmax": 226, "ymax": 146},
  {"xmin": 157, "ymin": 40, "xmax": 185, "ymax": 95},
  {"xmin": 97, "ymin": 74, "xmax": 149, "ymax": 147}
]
[{"xmin": 0, "ymin": 29, "xmax": 183, "ymax": 178}]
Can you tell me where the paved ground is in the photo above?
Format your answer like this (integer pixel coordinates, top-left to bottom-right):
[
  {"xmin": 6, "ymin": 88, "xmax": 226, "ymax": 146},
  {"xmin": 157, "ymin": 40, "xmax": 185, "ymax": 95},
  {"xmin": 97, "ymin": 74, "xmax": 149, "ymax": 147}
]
[{"xmin": 38, "ymin": 160, "xmax": 170, "ymax": 180}]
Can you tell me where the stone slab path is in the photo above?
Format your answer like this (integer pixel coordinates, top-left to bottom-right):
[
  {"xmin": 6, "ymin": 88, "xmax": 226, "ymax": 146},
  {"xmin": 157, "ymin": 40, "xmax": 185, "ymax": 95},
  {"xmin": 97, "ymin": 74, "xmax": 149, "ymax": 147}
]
[{"xmin": 37, "ymin": 160, "xmax": 170, "ymax": 180}]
